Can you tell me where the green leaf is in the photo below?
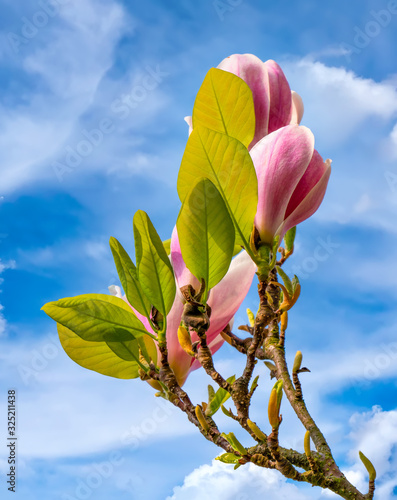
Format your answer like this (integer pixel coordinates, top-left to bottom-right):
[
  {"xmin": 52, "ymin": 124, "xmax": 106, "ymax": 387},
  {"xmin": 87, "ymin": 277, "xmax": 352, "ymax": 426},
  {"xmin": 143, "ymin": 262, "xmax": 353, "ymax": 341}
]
[
  {"xmin": 264, "ymin": 361, "xmax": 276, "ymax": 372},
  {"xmin": 292, "ymin": 274, "xmax": 300, "ymax": 294},
  {"xmin": 220, "ymin": 405, "xmax": 233, "ymax": 417},
  {"xmin": 42, "ymin": 294, "xmax": 149, "ymax": 342},
  {"xmin": 139, "ymin": 336, "xmax": 158, "ymax": 366},
  {"xmin": 133, "ymin": 210, "xmax": 176, "ymax": 317},
  {"xmin": 250, "ymin": 374, "xmax": 259, "ymax": 393},
  {"xmin": 192, "ymin": 67, "xmax": 255, "ymax": 148},
  {"xmin": 224, "ymin": 432, "xmax": 246, "ymax": 455},
  {"xmin": 106, "ymin": 339, "xmax": 140, "ymax": 362},
  {"xmin": 177, "ymin": 178, "xmax": 235, "ymax": 293},
  {"xmin": 276, "ymin": 266, "xmax": 293, "ymax": 298},
  {"xmin": 232, "ymin": 244, "xmax": 242, "ymax": 257},
  {"xmin": 284, "ymin": 226, "xmax": 296, "ymax": 253},
  {"xmin": 58, "ymin": 324, "xmax": 140, "ymax": 379},
  {"xmin": 178, "ymin": 126, "xmax": 258, "ymax": 249},
  {"xmin": 274, "ymin": 379, "xmax": 284, "ymax": 410},
  {"xmin": 105, "ymin": 337, "xmax": 157, "ymax": 372},
  {"xmin": 109, "ymin": 237, "xmax": 151, "ymax": 318},
  {"xmin": 215, "ymin": 452, "xmax": 240, "ymax": 464},
  {"xmin": 205, "ymin": 375, "xmax": 235, "ymax": 416},
  {"xmin": 162, "ymin": 238, "xmax": 171, "ymax": 255},
  {"xmin": 208, "ymin": 384, "xmax": 216, "ymax": 403}
]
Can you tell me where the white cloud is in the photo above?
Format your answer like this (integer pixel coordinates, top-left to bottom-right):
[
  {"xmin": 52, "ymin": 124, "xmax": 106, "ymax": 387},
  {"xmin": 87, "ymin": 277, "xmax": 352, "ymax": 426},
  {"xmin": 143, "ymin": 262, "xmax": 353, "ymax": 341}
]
[
  {"xmin": 0, "ymin": 334, "xmax": 195, "ymax": 459},
  {"xmin": 343, "ymin": 407, "xmax": 397, "ymax": 499},
  {"xmin": 0, "ymin": 0, "xmax": 129, "ymax": 194},
  {"xmin": 284, "ymin": 58, "xmax": 397, "ymax": 148},
  {"xmin": 167, "ymin": 460, "xmax": 319, "ymax": 500},
  {"xmin": 0, "ymin": 258, "xmax": 15, "ymax": 336},
  {"xmin": 279, "ymin": 58, "xmax": 397, "ymax": 234},
  {"xmin": 384, "ymin": 123, "xmax": 397, "ymax": 160},
  {"xmin": 168, "ymin": 407, "xmax": 397, "ymax": 500}
]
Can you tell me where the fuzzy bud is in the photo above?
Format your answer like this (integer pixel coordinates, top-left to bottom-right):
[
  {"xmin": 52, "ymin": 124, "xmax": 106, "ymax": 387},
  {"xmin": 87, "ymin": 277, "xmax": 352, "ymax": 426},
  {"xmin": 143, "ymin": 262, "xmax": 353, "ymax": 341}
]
[
  {"xmin": 293, "ymin": 351, "xmax": 303, "ymax": 373},
  {"xmin": 304, "ymin": 430, "xmax": 311, "ymax": 458},
  {"xmin": 177, "ymin": 324, "xmax": 194, "ymax": 356},
  {"xmin": 195, "ymin": 405, "xmax": 209, "ymax": 431},
  {"xmin": 359, "ymin": 451, "xmax": 376, "ymax": 481},
  {"xmin": 247, "ymin": 419, "xmax": 267, "ymax": 441}
]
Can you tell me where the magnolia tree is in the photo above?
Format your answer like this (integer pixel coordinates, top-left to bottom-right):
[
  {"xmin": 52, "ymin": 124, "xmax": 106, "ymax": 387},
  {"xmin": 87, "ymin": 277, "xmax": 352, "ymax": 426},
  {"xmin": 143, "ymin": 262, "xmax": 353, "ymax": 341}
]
[{"xmin": 43, "ymin": 54, "xmax": 376, "ymax": 499}]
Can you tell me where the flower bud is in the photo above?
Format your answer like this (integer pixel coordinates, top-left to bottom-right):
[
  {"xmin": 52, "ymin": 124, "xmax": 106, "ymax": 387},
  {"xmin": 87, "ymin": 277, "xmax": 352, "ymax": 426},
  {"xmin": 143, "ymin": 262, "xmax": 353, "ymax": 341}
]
[
  {"xmin": 359, "ymin": 451, "xmax": 376, "ymax": 481},
  {"xmin": 195, "ymin": 405, "xmax": 209, "ymax": 431},
  {"xmin": 247, "ymin": 419, "xmax": 267, "ymax": 441},
  {"xmin": 246, "ymin": 308, "xmax": 255, "ymax": 327},
  {"xmin": 293, "ymin": 351, "xmax": 303, "ymax": 374},
  {"xmin": 268, "ymin": 389, "xmax": 279, "ymax": 429},
  {"xmin": 177, "ymin": 324, "xmax": 194, "ymax": 356},
  {"xmin": 280, "ymin": 311, "xmax": 288, "ymax": 331},
  {"xmin": 304, "ymin": 430, "xmax": 311, "ymax": 458}
]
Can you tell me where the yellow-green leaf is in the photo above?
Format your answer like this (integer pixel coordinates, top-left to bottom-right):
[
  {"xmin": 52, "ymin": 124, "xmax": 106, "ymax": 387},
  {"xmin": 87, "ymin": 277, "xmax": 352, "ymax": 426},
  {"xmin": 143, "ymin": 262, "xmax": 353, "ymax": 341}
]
[
  {"xmin": 178, "ymin": 126, "xmax": 257, "ymax": 249},
  {"xmin": 192, "ymin": 67, "xmax": 255, "ymax": 148},
  {"xmin": 177, "ymin": 178, "xmax": 235, "ymax": 294},
  {"xmin": 215, "ymin": 452, "xmax": 240, "ymax": 464},
  {"xmin": 205, "ymin": 375, "xmax": 235, "ymax": 416},
  {"xmin": 133, "ymin": 210, "xmax": 176, "ymax": 317},
  {"xmin": 58, "ymin": 324, "xmax": 140, "ymax": 379},
  {"xmin": 109, "ymin": 236, "xmax": 151, "ymax": 318},
  {"xmin": 284, "ymin": 226, "xmax": 296, "ymax": 253},
  {"xmin": 162, "ymin": 238, "xmax": 171, "ymax": 255},
  {"xmin": 42, "ymin": 294, "xmax": 149, "ymax": 342}
]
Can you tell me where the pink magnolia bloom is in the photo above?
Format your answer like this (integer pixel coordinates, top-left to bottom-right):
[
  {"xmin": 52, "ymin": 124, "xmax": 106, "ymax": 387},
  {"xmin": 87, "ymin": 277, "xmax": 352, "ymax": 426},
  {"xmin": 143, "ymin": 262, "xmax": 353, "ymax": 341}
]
[
  {"xmin": 185, "ymin": 54, "xmax": 304, "ymax": 149},
  {"xmin": 110, "ymin": 230, "xmax": 256, "ymax": 386},
  {"xmin": 251, "ymin": 124, "xmax": 331, "ymax": 245}
]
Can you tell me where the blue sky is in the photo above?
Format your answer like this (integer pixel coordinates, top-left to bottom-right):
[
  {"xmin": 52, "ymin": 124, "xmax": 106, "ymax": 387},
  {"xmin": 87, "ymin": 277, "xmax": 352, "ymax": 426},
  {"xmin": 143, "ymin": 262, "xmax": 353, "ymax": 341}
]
[{"xmin": 1, "ymin": 0, "xmax": 397, "ymax": 498}]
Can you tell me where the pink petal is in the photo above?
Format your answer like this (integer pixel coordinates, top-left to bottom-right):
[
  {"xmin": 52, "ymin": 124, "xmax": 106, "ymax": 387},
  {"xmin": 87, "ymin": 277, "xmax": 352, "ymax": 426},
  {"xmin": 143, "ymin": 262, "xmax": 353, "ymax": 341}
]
[
  {"xmin": 265, "ymin": 60, "xmax": 292, "ymax": 134},
  {"xmin": 285, "ymin": 150, "xmax": 328, "ymax": 218},
  {"xmin": 251, "ymin": 125, "xmax": 315, "ymax": 244},
  {"xmin": 184, "ymin": 116, "xmax": 193, "ymax": 135},
  {"xmin": 278, "ymin": 159, "xmax": 332, "ymax": 239},
  {"xmin": 290, "ymin": 91, "xmax": 304, "ymax": 125},
  {"xmin": 218, "ymin": 54, "xmax": 270, "ymax": 149},
  {"xmin": 110, "ymin": 283, "xmax": 191, "ymax": 386},
  {"xmin": 187, "ymin": 252, "xmax": 256, "ymax": 375},
  {"xmin": 170, "ymin": 226, "xmax": 201, "ymax": 294},
  {"xmin": 163, "ymin": 294, "xmax": 192, "ymax": 386},
  {"xmin": 109, "ymin": 285, "xmax": 153, "ymax": 332},
  {"xmin": 206, "ymin": 250, "xmax": 256, "ymax": 344}
]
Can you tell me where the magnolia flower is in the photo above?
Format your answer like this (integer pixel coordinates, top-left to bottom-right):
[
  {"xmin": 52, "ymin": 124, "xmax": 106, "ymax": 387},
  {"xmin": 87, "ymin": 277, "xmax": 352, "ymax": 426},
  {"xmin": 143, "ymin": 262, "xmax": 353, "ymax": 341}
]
[
  {"xmin": 110, "ymin": 230, "xmax": 256, "ymax": 386},
  {"xmin": 251, "ymin": 124, "xmax": 331, "ymax": 245},
  {"xmin": 185, "ymin": 53, "xmax": 304, "ymax": 149}
]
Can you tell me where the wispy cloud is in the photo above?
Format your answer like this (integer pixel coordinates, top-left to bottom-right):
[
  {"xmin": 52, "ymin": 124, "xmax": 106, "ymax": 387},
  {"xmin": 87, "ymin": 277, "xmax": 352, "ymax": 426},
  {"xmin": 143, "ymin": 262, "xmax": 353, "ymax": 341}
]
[
  {"xmin": 0, "ymin": 0, "xmax": 130, "ymax": 194},
  {"xmin": 0, "ymin": 257, "xmax": 16, "ymax": 336},
  {"xmin": 284, "ymin": 57, "xmax": 397, "ymax": 148}
]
